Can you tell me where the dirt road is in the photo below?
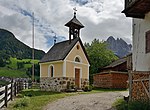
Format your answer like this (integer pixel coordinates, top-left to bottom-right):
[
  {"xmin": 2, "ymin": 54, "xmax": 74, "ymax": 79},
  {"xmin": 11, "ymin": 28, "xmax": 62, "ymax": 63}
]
[{"xmin": 43, "ymin": 91, "xmax": 128, "ymax": 110}]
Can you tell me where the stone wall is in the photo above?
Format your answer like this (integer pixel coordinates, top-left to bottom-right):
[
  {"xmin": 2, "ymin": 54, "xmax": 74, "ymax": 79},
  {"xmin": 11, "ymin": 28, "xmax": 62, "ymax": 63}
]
[
  {"xmin": 93, "ymin": 71, "xmax": 128, "ymax": 89},
  {"xmin": 40, "ymin": 77, "xmax": 89, "ymax": 92},
  {"xmin": 81, "ymin": 78, "xmax": 89, "ymax": 88},
  {"xmin": 131, "ymin": 71, "xmax": 150, "ymax": 101}
]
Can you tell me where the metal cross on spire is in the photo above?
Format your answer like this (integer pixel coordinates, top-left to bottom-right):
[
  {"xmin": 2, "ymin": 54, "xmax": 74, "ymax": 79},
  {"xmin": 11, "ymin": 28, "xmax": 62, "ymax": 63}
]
[{"xmin": 73, "ymin": 7, "xmax": 77, "ymax": 18}]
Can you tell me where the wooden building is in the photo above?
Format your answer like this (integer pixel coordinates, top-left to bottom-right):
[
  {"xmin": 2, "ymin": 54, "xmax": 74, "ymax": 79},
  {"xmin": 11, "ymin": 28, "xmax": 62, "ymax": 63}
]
[
  {"xmin": 39, "ymin": 11, "xmax": 90, "ymax": 92},
  {"xmin": 122, "ymin": 0, "xmax": 150, "ymax": 100},
  {"xmin": 93, "ymin": 57, "xmax": 130, "ymax": 89}
]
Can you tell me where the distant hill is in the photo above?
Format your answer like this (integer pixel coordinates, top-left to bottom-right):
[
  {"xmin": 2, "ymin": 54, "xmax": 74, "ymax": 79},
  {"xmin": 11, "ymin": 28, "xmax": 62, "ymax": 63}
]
[
  {"xmin": 106, "ymin": 36, "xmax": 132, "ymax": 58},
  {"xmin": 0, "ymin": 29, "xmax": 45, "ymax": 60}
]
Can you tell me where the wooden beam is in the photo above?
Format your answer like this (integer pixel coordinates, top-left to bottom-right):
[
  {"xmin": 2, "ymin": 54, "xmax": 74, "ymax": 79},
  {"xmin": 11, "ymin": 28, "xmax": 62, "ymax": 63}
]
[
  {"xmin": 141, "ymin": 80, "xmax": 150, "ymax": 99},
  {"xmin": 149, "ymin": 74, "xmax": 150, "ymax": 99},
  {"xmin": 129, "ymin": 70, "xmax": 132, "ymax": 101},
  {"xmin": 132, "ymin": 78, "xmax": 149, "ymax": 82}
]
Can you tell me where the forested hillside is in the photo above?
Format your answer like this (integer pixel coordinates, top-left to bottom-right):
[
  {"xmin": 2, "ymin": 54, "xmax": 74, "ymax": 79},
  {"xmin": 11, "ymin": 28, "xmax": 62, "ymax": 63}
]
[{"xmin": 0, "ymin": 29, "xmax": 45, "ymax": 60}]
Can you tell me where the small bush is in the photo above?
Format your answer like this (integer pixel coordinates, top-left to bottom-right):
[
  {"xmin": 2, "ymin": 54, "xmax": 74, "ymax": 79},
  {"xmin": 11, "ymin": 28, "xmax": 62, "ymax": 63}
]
[
  {"xmin": 83, "ymin": 85, "xmax": 93, "ymax": 92},
  {"xmin": 66, "ymin": 81, "xmax": 71, "ymax": 89},
  {"xmin": 88, "ymin": 85, "xmax": 93, "ymax": 91},
  {"xmin": 13, "ymin": 97, "xmax": 30, "ymax": 108},
  {"xmin": 26, "ymin": 93, "xmax": 33, "ymax": 97},
  {"xmin": 16, "ymin": 94, "xmax": 24, "ymax": 98},
  {"xmin": 83, "ymin": 86, "xmax": 89, "ymax": 92}
]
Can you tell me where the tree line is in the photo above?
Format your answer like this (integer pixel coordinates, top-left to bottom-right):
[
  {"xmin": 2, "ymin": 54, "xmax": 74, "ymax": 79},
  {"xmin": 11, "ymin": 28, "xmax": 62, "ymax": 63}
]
[{"xmin": 84, "ymin": 38, "xmax": 118, "ymax": 84}]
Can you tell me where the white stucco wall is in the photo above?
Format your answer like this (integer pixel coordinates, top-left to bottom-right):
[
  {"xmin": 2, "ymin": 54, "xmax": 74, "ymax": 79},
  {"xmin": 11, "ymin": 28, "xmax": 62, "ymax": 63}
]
[{"xmin": 133, "ymin": 12, "xmax": 150, "ymax": 71}]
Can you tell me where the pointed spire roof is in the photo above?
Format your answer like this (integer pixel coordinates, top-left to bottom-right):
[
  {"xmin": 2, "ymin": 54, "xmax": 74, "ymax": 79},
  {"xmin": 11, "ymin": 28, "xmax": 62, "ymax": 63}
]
[{"xmin": 65, "ymin": 11, "xmax": 84, "ymax": 28}]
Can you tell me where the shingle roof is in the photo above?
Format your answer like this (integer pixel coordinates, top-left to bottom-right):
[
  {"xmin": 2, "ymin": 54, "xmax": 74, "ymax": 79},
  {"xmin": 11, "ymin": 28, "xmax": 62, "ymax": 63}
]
[
  {"xmin": 65, "ymin": 17, "xmax": 84, "ymax": 28},
  {"xmin": 104, "ymin": 57, "xmax": 127, "ymax": 69},
  {"xmin": 39, "ymin": 37, "xmax": 89, "ymax": 63}
]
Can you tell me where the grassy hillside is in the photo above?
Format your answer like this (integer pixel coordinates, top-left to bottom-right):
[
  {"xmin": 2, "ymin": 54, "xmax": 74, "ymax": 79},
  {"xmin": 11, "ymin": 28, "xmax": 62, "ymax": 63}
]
[
  {"xmin": 0, "ymin": 67, "xmax": 28, "ymax": 77},
  {"xmin": 0, "ymin": 57, "xmax": 39, "ymax": 78}
]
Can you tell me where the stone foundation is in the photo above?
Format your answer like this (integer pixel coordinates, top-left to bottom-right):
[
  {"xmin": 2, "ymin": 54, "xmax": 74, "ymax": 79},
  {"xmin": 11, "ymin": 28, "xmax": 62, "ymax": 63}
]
[
  {"xmin": 40, "ymin": 77, "xmax": 89, "ymax": 92},
  {"xmin": 81, "ymin": 78, "xmax": 89, "ymax": 88},
  {"xmin": 131, "ymin": 71, "xmax": 150, "ymax": 101}
]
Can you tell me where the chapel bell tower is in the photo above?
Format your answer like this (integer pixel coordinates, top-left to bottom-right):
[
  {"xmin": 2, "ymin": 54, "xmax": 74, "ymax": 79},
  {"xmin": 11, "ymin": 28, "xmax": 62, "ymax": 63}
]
[{"xmin": 65, "ymin": 8, "xmax": 84, "ymax": 43}]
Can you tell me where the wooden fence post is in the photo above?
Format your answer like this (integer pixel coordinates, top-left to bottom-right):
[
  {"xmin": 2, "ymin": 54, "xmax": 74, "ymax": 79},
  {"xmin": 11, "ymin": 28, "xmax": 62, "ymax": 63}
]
[
  {"xmin": 11, "ymin": 82, "xmax": 13, "ymax": 101},
  {"xmin": 21, "ymin": 81, "xmax": 23, "ymax": 90},
  {"xmin": 25, "ymin": 81, "xmax": 27, "ymax": 89},
  {"xmin": 0, "ymin": 79, "xmax": 31, "ymax": 109},
  {"xmin": 5, "ymin": 85, "xmax": 8, "ymax": 107},
  {"xmin": 27, "ymin": 82, "xmax": 29, "ymax": 89},
  {"xmin": 17, "ymin": 82, "xmax": 19, "ymax": 94},
  {"xmin": 18, "ymin": 81, "xmax": 20, "ymax": 93},
  {"xmin": 14, "ymin": 82, "xmax": 17, "ymax": 96},
  {"xmin": 23, "ymin": 82, "xmax": 26, "ymax": 89}
]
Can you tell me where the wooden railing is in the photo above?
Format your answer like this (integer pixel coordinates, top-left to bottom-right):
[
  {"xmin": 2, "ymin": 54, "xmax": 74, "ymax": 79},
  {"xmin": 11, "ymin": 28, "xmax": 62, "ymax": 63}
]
[{"xmin": 0, "ymin": 81, "xmax": 29, "ymax": 108}]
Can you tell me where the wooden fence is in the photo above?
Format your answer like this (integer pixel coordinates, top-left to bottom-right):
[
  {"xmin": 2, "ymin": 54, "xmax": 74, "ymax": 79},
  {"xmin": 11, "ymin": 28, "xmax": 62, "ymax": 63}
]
[{"xmin": 0, "ymin": 81, "xmax": 29, "ymax": 108}]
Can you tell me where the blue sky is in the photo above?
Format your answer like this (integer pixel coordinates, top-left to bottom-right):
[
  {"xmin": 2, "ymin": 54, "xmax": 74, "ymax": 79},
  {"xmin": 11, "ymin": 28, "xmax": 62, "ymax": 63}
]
[{"xmin": 0, "ymin": 0, "xmax": 131, "ymax": 52}]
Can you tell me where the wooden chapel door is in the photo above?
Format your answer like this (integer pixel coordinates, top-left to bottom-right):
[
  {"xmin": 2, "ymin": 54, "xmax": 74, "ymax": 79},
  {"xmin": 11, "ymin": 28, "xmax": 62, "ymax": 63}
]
[{"xmin": 75, "ymin": 68, "xmax": 80, "ymax": 88}]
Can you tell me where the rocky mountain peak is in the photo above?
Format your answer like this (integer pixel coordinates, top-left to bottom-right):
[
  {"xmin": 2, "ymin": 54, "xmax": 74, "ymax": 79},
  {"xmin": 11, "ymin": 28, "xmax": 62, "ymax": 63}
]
[{"xmin": 106, "ymin": 36, "xmax": 132, "ymax": 58}]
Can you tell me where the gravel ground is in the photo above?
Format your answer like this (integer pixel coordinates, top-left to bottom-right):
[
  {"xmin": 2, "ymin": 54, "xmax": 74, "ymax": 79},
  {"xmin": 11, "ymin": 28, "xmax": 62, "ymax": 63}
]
[{"xmin": 43, "ymin": 91, "xmax": 128, "ymax": 110}]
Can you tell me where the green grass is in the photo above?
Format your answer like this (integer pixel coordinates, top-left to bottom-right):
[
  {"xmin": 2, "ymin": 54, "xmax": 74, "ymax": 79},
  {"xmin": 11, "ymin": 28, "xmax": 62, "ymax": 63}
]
[
  {"xmin": 7, "ymin": 89, "xmax": 76, "ymax": 110},
  {"xmin": 0, "ymin": 67, "xmax": 28, "ymax": 78},
  {"xmin": 112, "ymin": 98, "xmax": 128, "ymax": 110},
  {"xmin": 6, "ymin": 88, "xmax": 128, "ymax": 110},
  {"xmin": 113, "ymin": 98, "xmax": 150, "ymax": 110},
  {"xmin": 91, "ymin": 88, "xmax": 127, "ymax": 93},
  {"xmin": 0, "ymin": 57, "xmax": 39, "ymax": 78}
]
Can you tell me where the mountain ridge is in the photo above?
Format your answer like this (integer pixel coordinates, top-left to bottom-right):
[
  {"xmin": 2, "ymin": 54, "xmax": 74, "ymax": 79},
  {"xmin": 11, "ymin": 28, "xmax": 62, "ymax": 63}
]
[
  {"xmin": 0, "ymin": 29, "xmax": 45, "ymax": 60},
  {"xmin": 106, "ymin": 36, "xmax": 132, "ymax": 58}
]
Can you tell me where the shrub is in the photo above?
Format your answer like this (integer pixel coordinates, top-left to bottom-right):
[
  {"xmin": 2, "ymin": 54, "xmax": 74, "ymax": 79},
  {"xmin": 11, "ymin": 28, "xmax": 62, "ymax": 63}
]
[
  {"xmin": 70, "ymin": 84, "xmax": 75, "ymax": 89},
  {"xmin": 88, "ymin": 85, "xmax": 93, "ymax": 91},
  {"xmin": 83, "ymin": 85, "xmax": 93, "ymax": 92},
  {"xmin": 83, "ymin": 86, "xmax": 89, "ymax": 92},
  {"xmin": 66, "ymin": 81, "xmax": 71, "ymax": 89},
  {"xmin": 113, "ymin": 98, "xmax": 150, "ymax": 110},
  {"xmin": 16, "ymin": 94, "xmax": 24, "ymax": 98},
  {"xmin": 13, "ymin": 97, "xmax": 30, "ymax": 108},
  {"xmin": 128, "ymin": 100, "xmax": 150, "ymax": 110}
]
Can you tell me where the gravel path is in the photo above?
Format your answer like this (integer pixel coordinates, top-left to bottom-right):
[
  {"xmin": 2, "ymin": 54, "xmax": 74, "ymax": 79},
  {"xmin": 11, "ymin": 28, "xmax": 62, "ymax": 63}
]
[{"xmin": 43, "ymin": 91, "xmax": 128, "ymax": 110}]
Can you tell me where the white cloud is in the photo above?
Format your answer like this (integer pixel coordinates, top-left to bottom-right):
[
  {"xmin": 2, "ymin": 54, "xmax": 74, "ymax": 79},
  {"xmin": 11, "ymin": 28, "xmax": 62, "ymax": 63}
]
[{"xmin": 0, "ymin": 0, "xmax": 132, "ymax": 52}]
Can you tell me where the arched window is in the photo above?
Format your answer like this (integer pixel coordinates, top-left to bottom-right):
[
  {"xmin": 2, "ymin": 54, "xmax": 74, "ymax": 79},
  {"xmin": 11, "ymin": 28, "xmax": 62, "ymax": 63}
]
[
  {"xmin": 50, "ymin": 66, "xmax": 54, "ymax": 77},
  {"xmin": 75, "ymin": 57, "xmax": 80, "ymax": 62},
  {"xmin": 48, "ymin": 65, "xmax": 54, "ymax": 77}
]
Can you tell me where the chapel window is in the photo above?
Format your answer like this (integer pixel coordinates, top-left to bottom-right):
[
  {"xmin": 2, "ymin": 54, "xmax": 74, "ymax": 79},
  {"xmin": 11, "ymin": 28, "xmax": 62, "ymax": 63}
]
[
  {"xmin": 50, "ymin": 66, "xmax": 54, "ymax": 77},
  {"xmin": 75, "ymin": 57, "xmax": 80, "ymax": 62}
]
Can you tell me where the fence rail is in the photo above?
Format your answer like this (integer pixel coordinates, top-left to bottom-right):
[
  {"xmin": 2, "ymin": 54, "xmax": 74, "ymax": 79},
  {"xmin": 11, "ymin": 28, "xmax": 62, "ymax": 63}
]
[{"xmin": 0, "ymin": 81, "xmax": 29, "ymax": 108}]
